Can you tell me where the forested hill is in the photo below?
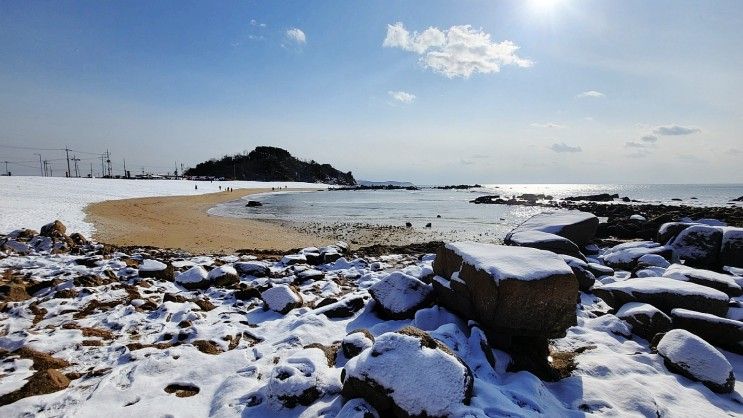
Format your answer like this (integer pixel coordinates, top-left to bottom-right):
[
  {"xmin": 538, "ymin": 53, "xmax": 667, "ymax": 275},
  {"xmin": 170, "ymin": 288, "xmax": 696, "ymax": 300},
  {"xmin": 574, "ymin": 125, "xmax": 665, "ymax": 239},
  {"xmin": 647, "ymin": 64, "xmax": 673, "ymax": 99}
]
[{"xmin": 185, "ymin": 146, "xmax": 356, "ymax": 185}]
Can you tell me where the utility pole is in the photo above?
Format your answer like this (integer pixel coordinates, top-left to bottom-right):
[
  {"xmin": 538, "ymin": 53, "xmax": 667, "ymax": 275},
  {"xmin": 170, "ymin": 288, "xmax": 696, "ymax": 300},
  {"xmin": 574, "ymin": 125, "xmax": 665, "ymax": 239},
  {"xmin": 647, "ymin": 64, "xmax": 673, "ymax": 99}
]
[
  {"xmin": 90, "ymin": 163, "xmax": 93, "ymax": 178},
  {"xmin": 43, "ymin": 160, "xmax": 48, "ymax": 177},
  {"xmin": 34, "ymin": 153, "xmax": 43, "ymax": 176},
  {"xmin": 106, "ymin": 149, "xmax": 112, "ymax": 177},
  {"xmin": 3, "ymin": 161, "xmax": 8, "ymax": 176},
  {"xmin": 65, "ymin": 147, "xmax": 71, "ymax": 177},
  {"xmin": 72, "ymin": 155, "xmax": 81, "ymax": 177},
  {"xmin": 123, "ymin": 159, "xmax": 127, "ymax": 178},
  {"xmin": 100, "ymin": 154, "xmax": 105, "ymax": 177}
]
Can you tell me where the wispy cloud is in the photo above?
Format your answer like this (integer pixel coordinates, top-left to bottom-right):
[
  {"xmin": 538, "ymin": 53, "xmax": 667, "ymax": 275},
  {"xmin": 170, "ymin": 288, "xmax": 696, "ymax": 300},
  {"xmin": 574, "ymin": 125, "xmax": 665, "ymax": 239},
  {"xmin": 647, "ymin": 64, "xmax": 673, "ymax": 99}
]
[
  {"xmin": 576, "ymin": 90, "xmax": 605, "ymax": 98},
  {"xmin": 285, "ymin": 28, "xmax": 306, "ymax": 44},
  {"xmin": 250, "ymin": 19, "xmax": 267, "ymax": 28},
  {"xmin": 653, "ymin": 125, "xmax": 701, "ymax": 136},
  {"xmin": 531, "ymin": 123, "xmax": 566, "ymax": 129},
  {"xmin": 383, "ymin": 22, "xmax": 532, "ymax": 78},
  {"xmin": 641, "ymin": 135, "xmax": 658, "ymax": 143},
  {"xmin": 625, "ymin": 141, "xmax": 646, "ymax": 148},
  {"xmin": 388, "ymin": 90, "xmax": 416, "ymax": 104},
  {"xmin": 549, "ymin": 142, "xmax": 582, "ymax": 153}
]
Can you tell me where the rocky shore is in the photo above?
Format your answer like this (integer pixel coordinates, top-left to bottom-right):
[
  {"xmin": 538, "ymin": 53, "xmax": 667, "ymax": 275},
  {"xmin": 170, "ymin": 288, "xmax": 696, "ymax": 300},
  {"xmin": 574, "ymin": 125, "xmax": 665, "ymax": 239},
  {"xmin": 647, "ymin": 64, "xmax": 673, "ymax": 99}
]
[{"xmin": 1, "ymin": 213, "xmax": 742, "ymax": 416}]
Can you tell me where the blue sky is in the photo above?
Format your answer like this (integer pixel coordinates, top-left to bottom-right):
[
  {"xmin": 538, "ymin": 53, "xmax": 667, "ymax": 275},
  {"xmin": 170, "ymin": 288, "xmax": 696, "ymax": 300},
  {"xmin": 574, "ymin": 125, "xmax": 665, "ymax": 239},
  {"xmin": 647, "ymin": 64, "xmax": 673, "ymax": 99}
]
[{"xmin": 0, "ymin": 0, "xmax": 741, "ymax": 183}]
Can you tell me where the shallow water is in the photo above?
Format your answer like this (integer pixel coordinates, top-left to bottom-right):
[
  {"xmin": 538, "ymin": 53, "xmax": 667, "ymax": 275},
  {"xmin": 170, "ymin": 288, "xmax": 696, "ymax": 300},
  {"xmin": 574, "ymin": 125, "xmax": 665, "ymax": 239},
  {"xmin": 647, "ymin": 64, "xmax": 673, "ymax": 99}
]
[{"xmin": 209, "ymin": 184, "xmax": 743, "ymax": 243}]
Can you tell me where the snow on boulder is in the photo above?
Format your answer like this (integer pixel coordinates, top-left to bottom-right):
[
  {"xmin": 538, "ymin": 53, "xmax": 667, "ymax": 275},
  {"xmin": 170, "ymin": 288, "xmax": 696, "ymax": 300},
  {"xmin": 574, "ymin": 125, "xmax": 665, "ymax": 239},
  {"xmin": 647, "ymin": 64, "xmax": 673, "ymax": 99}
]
[
  {"xmin": 266, "ymin": 347, "xmax": 341, "ymax": 408},
  {"xmin": 720, "ymin": 227, "xmax": 743, "ymax": 268},
  {"xmin": 368, "ymin": 271, "xmax": 433, "ymax": 319},
  {"xmin": 629, "ymin": 214, "xmax": 646, "ymax": 222},
  {"xmin": 637, "ymin": 254, "xmax": 670, "ymax": 269},
  {"xmin": 655, "ymin": 329, "xmax": 735, "ymax": 393},
  {"xmin": 342, "ymin": 329, "xmax": 374, "ymax": 359},
  {"xmin": 137, "ymin": 259, "xmax": 174, "ymax": 281},
  {"xmin": 174, "ymin": 265, "xmax": 210, "ymax": 290},
  {"xmin": 206, "ymin": 265, "xmax": 239, "ymax": 287},
  {"xmin": 616, "ymin": 302, "xmax": 672, "ymax": 340},
  {"xmin": 586, "ymin": 262, "xmax": 614, "ymax": 278},
  {"xmin": 435, "ymin": 242, "xmax": 577, "ymax": 339},
  {"xmin": 336, "ymin": 398, "xmax": 379, "ymax": 418},
  {"xmin": 601, "ymin": 241, "xmax": 670, "ymax": 270},
  {"xmin": 261, "ymin": 285, "xmax": 303, "ymax": 314},
  {"xmin": 593, "ymin": 277, "xmax": 729, "ymax": 316},
  {"xmin": 670, "ymin": 308, "xmax": 743, "ymax": 354},
  {"xmin": 234, "ymin": 260, "xmax": 271, "ymax": 277},
  {"xmin": 663, "ymin": 264, "xmax": 742, "ymax": 297},
  {"xmin": 341, "ymin": 327, "xmax": 473, "ymax": 417},
  {"xmin": 509, "ymin": 210, "xmax": 598, "ymax": 246},
  {"xmin": 657, "ymin": 222, "xmax": 697, "ymax": 245},
  {"xmin": 431, "ymin": 274, "xmax": 477, "ymax": 320},
  {"xmin": 504, "ymin": 230, "xmax": 585, "ymax": 260},
  {"xmin": 671, "ymin": 225, "xmax": 723, "ymax": 268}
]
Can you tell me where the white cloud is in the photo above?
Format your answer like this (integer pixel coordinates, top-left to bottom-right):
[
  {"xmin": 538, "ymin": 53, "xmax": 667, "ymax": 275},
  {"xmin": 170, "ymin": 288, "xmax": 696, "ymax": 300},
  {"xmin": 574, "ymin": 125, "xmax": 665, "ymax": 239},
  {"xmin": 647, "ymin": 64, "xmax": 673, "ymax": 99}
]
[
  {"xmin": 383, "ymin": 22, "xmax": 532, "ymax": 78},
  {"xmin": 653, "ymin": 125, "xmax": 701, "ymax": 136},
  {"xmin": 250, "ymin": 19, "xmax": 267, "ymax": 28},
  {"xmin": 388, "ymin": 90, "xmax": 416, "ymax": 104},
  {"xmin": 577, "ymin": 90, "xmax": 605, "ymax": 98},
  {"xmin": 549, "ymin": 142, "xmax": 582, "ymax": 153},
  {"xmin": 641, "ymin": 135, "xmax": 658, "ymax": 143},
  {"xmin": 625, "ymin": 141, "xmax": 646, "ymax": 148},
  {"xmin": 530, "ymin": 123, "xmax": 566, "ymax": 129},
  {"xmin": 285, "ymin": 28, "xmax": 306, "ymax": 44}
]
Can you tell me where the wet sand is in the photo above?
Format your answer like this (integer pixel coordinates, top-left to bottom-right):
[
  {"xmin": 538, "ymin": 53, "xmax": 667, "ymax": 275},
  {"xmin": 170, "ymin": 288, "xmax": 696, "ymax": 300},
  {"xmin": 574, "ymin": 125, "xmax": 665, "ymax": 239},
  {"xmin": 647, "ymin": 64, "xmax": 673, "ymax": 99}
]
[{"xmin": 84, "ymin": 189, "xmax": 332, "ymax": 254}]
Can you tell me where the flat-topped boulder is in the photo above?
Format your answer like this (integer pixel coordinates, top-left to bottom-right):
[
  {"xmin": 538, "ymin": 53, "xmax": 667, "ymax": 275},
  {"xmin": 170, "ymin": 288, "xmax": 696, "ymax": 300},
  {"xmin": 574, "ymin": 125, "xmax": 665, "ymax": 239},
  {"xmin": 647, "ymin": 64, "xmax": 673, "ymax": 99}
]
[
  {"xmin": 435, "ymin": 242, "xmax": 577, "ymax": 338},
  {"xmin": 510, "ymin": 210, "xmax": 598, "ymax": 246},
  {"xmin": 670, "ymin": 308, "xmax": 743, "ymax": 354},
  {"xmin": 593, "ymin": 277, "xmax": 729, "ymax": 316},
  {"xmin": 655, "ymin": 329, "xmax": 735, "ymax": 394},
  {"xmin": 261, "ymin": 285, "xmax": 303, "ymax": 314},
  {"xmin": 341, "ymin": 327, "xmax": 473, "ymax": 418},
  {"xmin": 504, "ymin": 230, "xmax": 585, "ymax": 260},
  {"xmin": 601, "ymin": 241, "xmax": 670, "ymax": 270},
  {"xmin": 671, "ymin": 225, "xmax": 722, "ymax": 268},
  {"xmin": 720, "ymin": 227, "xmax": 743, "ymax": 268},
  {"xmin": 616, "ymin": 302, "xmax": 672, "ymax": 340},
  {"xmin": 138, "ymin": 259, "xmax": 174, "ymax": 281},
  {"xmin": 369, "ymin": 272, "xmax": 433, "ymax": 319},
  {"xmin": 234, "ymin": 260, "xmax": 270, "ymax": 277},
  {"xmin": 663, "ymin": 264, "xmax": 741, "ymax": 297}
]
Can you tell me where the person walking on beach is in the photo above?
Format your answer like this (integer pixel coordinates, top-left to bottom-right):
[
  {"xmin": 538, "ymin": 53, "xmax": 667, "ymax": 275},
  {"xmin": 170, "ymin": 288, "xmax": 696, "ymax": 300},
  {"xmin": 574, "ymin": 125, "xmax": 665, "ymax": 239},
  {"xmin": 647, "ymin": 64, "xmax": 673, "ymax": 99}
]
[{"xmin": 195, "ymin": 185, "xmax": 198, "ymax": 190}]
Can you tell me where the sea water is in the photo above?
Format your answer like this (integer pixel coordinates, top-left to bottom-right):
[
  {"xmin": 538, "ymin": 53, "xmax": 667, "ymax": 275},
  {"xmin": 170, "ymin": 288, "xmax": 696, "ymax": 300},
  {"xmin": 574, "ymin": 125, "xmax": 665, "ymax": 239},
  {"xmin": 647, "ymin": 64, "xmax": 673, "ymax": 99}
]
[{"xmin": 209, "ymin": 184, "xmax": 743, "ymax": 243}]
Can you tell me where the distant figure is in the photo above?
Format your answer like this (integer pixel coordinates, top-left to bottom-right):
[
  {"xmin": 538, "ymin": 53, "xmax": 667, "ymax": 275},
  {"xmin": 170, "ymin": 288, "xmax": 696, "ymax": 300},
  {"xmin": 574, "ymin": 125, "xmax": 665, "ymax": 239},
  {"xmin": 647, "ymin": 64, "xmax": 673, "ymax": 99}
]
[
  {"xmin": 405, "ymin": 222, "xmax": 412, "ymax": 228},
  {"xmin": 195, "ymin": 185, "xmax": 198, "ymax": 190},
  {"xmin": 272, "ymin": 187, "xmax": 275, "ymax": 191},
  {"xmin": 219, "ymin": 186, "xmax": 221, "ymax": 191}
]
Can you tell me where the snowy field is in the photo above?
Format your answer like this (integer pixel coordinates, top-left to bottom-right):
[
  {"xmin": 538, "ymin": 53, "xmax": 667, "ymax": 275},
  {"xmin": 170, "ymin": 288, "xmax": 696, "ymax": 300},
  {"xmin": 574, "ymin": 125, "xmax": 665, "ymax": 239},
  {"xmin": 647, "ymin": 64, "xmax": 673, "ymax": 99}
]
[{"xmin": 0, "ymin": 176, "xmax": 328, "ymax": 236}]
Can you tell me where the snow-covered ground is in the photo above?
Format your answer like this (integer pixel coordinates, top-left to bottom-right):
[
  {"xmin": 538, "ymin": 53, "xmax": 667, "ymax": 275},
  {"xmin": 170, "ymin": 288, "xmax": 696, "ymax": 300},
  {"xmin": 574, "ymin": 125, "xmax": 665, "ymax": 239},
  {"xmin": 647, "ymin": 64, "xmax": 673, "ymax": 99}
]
[
  {"xmin": 0, "ymin": 239, "xmax": 741, "ymax": 417},
  {"xmin": 0, "ymin": 176, "xmax": 328, "ymax": 236}
]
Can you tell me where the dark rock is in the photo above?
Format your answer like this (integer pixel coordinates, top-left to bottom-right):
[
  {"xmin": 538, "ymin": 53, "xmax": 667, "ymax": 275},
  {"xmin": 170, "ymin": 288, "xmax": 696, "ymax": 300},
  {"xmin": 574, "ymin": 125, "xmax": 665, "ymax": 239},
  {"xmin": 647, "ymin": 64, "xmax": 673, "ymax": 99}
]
[
  {"xmin": 245, "ymin": 200, "xmax": 263, "ymax": 207},
  {"xmin": 670, "ymin": 225, "xmax": 723, "ymax": 268},
  {"xmin": 720, "ymin": 227, "xmax": 743, "ymax": 268},
  {"xmin": 369, "ymin": 272, "xmax": 433, "ymax": 319},
  {"xmin": 560, "ymin": 255, "xmax": 596, "ymax": 291},
  {"xmin": 342, "ymin": 329, "xmax": 374, "ymax": 359},
  {"xmin": 616, "ymin": 303, "xmax": 673, "ymax": 340},
  {"xmin": 510, "ymin": 211, "xmax": 599, "ymax": 246},
  {"xmin": 40, "ymin": 220, "xmax": 66, "ymax": 237},
  {"xmin": 563, "ymin": 193, "xmax": 618, "ymax": 202},
  {"xmin": 0, "ymin": 369, "xmax": 71, "ymax": 407},
  {"xmin": 663, "ymin": 264, "xmax": 742, "ymax": 297},
  {"xmin": 505, "ymin": 230, "xmax": 585, "ymax": 260},
  {"xmin": 317, "ymin": 295, "xmax": 366, "ymax": 318}
]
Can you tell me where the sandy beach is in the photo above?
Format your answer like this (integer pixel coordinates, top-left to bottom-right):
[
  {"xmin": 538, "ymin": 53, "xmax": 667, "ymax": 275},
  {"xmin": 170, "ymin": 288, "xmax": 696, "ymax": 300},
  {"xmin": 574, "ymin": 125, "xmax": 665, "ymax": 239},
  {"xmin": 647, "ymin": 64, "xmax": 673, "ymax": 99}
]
[{"xmin": 84, "ymin": 188, "xmax": 331, "ymax": 253}]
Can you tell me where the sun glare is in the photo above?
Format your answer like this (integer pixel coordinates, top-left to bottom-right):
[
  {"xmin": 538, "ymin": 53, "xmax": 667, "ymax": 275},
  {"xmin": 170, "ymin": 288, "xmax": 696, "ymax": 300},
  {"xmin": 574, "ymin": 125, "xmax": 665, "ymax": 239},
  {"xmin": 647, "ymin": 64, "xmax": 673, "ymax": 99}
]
[{"xmin": 529, "ymin": 0, "xmax": 564, "ymax": 13}]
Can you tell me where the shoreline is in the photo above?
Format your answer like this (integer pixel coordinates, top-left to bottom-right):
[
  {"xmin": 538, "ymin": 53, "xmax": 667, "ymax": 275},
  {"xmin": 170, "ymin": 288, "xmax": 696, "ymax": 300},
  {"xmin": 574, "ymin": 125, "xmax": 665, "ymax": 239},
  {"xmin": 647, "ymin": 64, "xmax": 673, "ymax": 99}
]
[{"xmin": 84, "ymin": 188, "xmax": 333, "ymax": 254}]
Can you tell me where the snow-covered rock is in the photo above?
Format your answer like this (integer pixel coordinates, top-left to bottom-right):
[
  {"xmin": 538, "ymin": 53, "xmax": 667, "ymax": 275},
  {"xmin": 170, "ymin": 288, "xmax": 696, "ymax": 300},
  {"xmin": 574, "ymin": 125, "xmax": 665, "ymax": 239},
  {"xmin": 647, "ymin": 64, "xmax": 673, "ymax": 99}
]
[
  {"xmin": 657, "ymin": 221, "xmax": 697, "ymax": 245},
  {"xmin": 342, "ymin": 327, "xmax": 473, "ymax": 417},
  {"xmin": 234, "ymin": 260, "xmax": 270, "ymax": 277},
  {"xmin": 671, "ymin": 225, "xmax": 723, "ymax": 268},
  {"xmin": 504, "ymin": 230, "xmax": 585, "ymax": 260},
  {"xmin": 175, "ymin": 265, "xmax": 210, "ymax": 290},
  {"xmin": 336, "ymin": 398, "xmax": 379, "ymax": 418},
  {"xmin": 662, "ymin": 263, "xmax": 741, "ymax": 297},
  {"xmin": 206, "ymin": 265, "xmax": 239, "ymax": 287},
  {"xmin": 602, "ymin": 241, "xmax": 669, "ymax": 270},
  {"xmin": 137, "ymin": 259, "xmax": 173, "ymax": 281},
  {"xmin": 629, "ymin": 214, "xmax": 647, "ymax": 222},
  {"xmin": 261, "ymin": 285, "xmax": 303, "ymax": 314},
  {"xmin": 509, "ymin": 210, "xmax": 599, "ymax": 246},
  {"xmin": 434, "ymin": 242, "xmax": 577, "ymax": 339},
  {"xmin": 655, "ymin": 329, "xmax": 735, "ymax": 393},
  {"xmin": 593, "ymin": 277, "xmax": 729, "ymax": 316},
  {"xmin": 266, "ymin": 347, "xmax": 341, "ymax": 408},
  {"xmin": 561, "ymin": 255, "xmax": 596, "ymax": 291},
  {"xmin": 720, "ymin": 226, "xmax": 743, "ymax": 268},
  {"xmin": 616, "ymin": 302, "xmax": 672, "ymax": 340},
  {"xmin": 637, "ymin": 254, "xmax": 670, "ymax": 269},
  {"xmin": 369, "ymin": 271, "xmax": 433, "ymax": 319},
  {"xmin": 670, "ymin": 308, "xmax": 743, "ymax": 354},
  {"xmin": 342, "ymin": 329, "xmax": 374, "ymax": 359}
]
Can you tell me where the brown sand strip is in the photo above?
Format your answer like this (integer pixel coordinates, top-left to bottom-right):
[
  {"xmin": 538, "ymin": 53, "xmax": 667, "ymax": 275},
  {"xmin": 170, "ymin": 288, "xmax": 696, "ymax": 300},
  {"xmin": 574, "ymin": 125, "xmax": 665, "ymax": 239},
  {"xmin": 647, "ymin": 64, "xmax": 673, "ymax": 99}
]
[{"xmin": 84, "ymin": 189, "xmax": 330, "ymax": 253}]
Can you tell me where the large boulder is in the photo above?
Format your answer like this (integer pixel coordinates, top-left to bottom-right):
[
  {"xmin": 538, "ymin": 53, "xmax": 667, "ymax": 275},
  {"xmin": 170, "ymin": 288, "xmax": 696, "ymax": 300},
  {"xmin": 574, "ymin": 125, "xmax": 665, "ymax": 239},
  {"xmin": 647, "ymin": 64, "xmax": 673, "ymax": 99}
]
[
  {"xmin": 670, "ymin": 308, "xmax": 743, "ymax": 354},
  {"xmin": 368, "ymin": 272, "xmax": 433, "ymax": 319},
  {"xmin": 510, "ymin": 210, "xmax": 598, "ymax": 246},
  {"xmin": 657, "ymin": 222, "xmax": 697, "ymax": 245},
  {"xmin": 655, "ymin": 329, "xmax": 735, "ymax": 394},
  {"xmin": 234, "ymin": 261, "xmax": 271, "ymax": 277},
  {"xmin": 341, "ymin": 327, "xmax": 473, "ymax": 418},
  {"xmin": 436, "ymin": 242, "xmax": 577, "ymax": 338},
  {"xmin": 560, "ymin": 255, "xmax": 596, "ymax": 291},
  {"xmin": 40, "ymin": 220, "xmax": 66, "ymax": 237},
  {"xmin": 261, "ymin": 285, "xmax": 303, "ymax": 314},
  {"xmin": 175, "ymin": 265, "xmax": 210, "ymax": 290},
  {"xmin": 504, "ymin": 230, "xmax": 585, "ymax": 260},
  {"xmin": 431, "ymin": 274, "xmax": 477, "ymax": 319},
  {"xmin": 720, "ymin": 227, "xmax": 743, "ymax": 268},
  {"xmin": 663, "ymin": 264, "xmax": 742, "ymax": 297},
  {"xmin": 207, "ymin": 265, "xmax": 239, "ymax": 287},
  {"xmin": 671, "ymin": 225, "xmax": 723, "ymax": 268},
  {"xmin": 601, "ymin": 241, "xmax": 670, "ymax": 270},
  {"xmin": 593, "ymin": 277, "xmax": 729, "ymax": 316},
  {"xmin": 616, "ymin": 302, "xmax": 672, "ymax": 340}
]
